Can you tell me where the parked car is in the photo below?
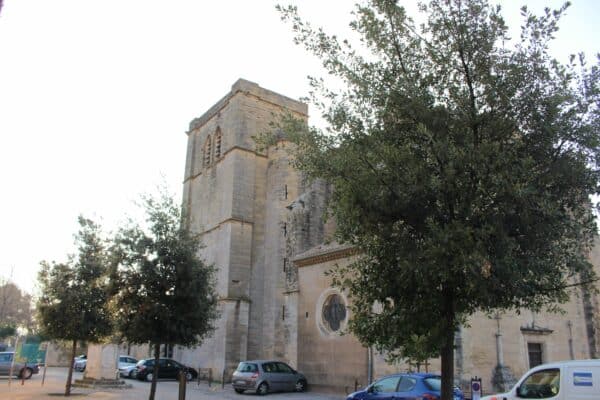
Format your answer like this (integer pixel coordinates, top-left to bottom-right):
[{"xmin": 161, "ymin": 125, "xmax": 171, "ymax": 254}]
[
  {"xmin": 118, "ymin": 355, "xmax": 138, "ymax": 378},
  {"xmin": 232, "ymin": 360, "xmax": 307, "ymax": 395},
  {"xmin": 346, "ymin": 373, "xmax": 464, "ymax": 400},
  {"xmin": 73, "ymin": 354, "xmax": 87, "ymax": 372},
  {"xmin": 481, "ymin": 359, "xmax": 600, "ymax": 400},
  {"xmin": 0, "ymin": 351, "xmax": 40, "ymax": 379},
  {"xmin": 134, "ymin": 358, "xmax": 197, "ymax": 382}
]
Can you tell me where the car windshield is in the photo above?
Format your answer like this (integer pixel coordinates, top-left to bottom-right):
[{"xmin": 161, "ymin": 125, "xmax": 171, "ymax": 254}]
[
  {"xmin": 424, "ymin": 377, "xmax": 442, "ymax": 391},
  {"xmin": 237, "ymin": 362, "xmax": 258, "ymax": 373}
]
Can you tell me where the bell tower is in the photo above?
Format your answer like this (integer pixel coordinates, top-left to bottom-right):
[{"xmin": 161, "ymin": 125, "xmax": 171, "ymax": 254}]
[{"xmin": 179, "ymin": 79, "xmax": 308, "ymax": 375}]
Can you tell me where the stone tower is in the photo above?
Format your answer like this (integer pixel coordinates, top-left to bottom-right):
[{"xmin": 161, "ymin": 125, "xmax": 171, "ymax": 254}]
[{"xmin": 178, "ymin": 79, "xmax": 307, "ymax": 375}]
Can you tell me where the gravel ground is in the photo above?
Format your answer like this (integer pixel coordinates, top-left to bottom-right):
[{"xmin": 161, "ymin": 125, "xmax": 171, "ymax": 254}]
[{"xmin": 0, "ymin": 368, "xmax": 346, "ymax": 400}]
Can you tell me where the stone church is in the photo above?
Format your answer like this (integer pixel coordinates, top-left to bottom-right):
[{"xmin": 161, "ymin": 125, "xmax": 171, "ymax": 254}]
[{"xmin": 173, "ymin": 78, "xmax": 600, "ymax": 393}]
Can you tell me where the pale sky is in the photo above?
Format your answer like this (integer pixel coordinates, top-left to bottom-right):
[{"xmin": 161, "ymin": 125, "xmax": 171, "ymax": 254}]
[{"xmin": 0, "ymin": 0, "xmax": 598, "ymax": 295}]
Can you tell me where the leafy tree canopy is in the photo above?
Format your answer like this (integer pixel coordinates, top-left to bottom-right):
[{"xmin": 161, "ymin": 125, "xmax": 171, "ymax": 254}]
[
  {"xmin": 277, "ymin": 0, "xmax": 599, "ymax": 398},
  {"xmin": 37, "ymin": 216, "xmax": 113, "ymax": 395},
  {"xmin": 111, "ymin": 188, "xmax": 219, "ymax": 400},
  {"xmin": 0, "ymin": 325, "xmax": 16, "ymax": 341},
  {"xmin": 37, "ymin": 216, "xmax": 113, "ymax": 342},
  {"xmin": 0, "ymin": 278, "xmax": 33, "ymax": 333}
]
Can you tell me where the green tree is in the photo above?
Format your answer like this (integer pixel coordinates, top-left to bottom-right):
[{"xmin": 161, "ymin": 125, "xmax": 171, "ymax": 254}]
[
  {"xmin": 0, "ymin": 325, "xmax": 16, "ymax": 341},
  {"xmin": 277, "ymin": 1, "xmax": 599, "ymax": 398},
  {"xmin": 111, "ymin": 189, "xmax": 219, "ymax": 400},
  {"xmin": 0, "ymin": 278, "xmax": 33, "ymax": 333},
  {"xmin": 37, "ymin": 217, "xmax": 113, "ymax": 396}
]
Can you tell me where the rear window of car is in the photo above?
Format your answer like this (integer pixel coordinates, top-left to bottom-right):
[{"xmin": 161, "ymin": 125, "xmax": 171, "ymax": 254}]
[
  {"xmin": 138, "ymin": 359, "xmax": 154, "ymax": 366},
  {"xmin": 424, "ymin": 377, "xmax": 442, "ymax": 391},
  {"xmin": 237, "ymin": 362, "xmax": 258, "ymax": 373},
  {"xmin": 398, "ymin": 376, "xmax": 417, "ymax": 391}
]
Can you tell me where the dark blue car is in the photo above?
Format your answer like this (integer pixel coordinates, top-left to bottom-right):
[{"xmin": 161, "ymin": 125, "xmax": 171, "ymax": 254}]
[{"xmin": 346, "ymin": 372, "xmax": 464, "ymax": 400}]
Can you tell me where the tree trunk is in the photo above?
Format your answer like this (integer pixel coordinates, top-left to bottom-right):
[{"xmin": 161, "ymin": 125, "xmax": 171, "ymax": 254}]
[
  {"xmin": 441, "ymin": 290, "xmax": 456, "ymax": 400},
  {"xmin": 148, "ymin": 343, "xmax": 161, "ymax": 400},
  {"xmin": 441, "ymin": 329, "xmax": 455, "ymax": 400},
  {"xmin": 65, "ymin": 339, "xmax": 77, "ymax": 396}
]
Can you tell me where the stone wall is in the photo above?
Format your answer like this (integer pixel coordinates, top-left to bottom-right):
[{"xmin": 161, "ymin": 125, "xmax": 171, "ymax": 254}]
[
  {"xmin": 584, "ymin": 235, "xmax": 600, "ymax": 358},
  {"xmin": 296, "ymin": 252, "xmax": 368, "ymax": 393}
]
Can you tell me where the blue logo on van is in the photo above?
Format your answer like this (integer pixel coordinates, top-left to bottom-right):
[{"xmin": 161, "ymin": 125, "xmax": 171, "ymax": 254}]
[{"xmin": 573, "ymin": 372, "xmax": 593, "ymax": 386}]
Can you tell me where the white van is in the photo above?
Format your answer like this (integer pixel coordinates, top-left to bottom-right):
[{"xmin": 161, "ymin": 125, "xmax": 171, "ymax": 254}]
[{"xmin": 481, "ymin": 359, "xmax": 599, "ymax": 400}]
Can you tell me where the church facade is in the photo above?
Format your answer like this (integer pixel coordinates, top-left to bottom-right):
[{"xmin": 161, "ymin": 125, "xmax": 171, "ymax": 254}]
[{"xmin": 175, "ymin": 79, "xmax": 600, "ymax": 394}]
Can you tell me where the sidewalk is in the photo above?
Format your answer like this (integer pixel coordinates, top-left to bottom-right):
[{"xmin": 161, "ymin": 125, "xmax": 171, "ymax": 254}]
[{"xmin": 0, "ymin": 368, "xmax": 344, "ymax": 400}]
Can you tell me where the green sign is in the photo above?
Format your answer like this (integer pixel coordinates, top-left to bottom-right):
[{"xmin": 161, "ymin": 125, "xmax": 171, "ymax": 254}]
[{"xmin": 15, "ymin": 343, "xmax": 46, "ymax": 363}]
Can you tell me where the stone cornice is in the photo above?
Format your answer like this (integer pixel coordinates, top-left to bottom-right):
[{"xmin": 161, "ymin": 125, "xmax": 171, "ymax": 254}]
[
  {"xmin": 520, "ymin": 325, "xmax": 554, "ymax": 335},
  {"xmin": 187, "ymin": 79, "xmax": 307, "ymax": 133},
  {"xmin": 218, "ymin": 296, "xmax": 251, "ymax": 303},
  {"xmin": 294, "ymin": 245, "xmax": 358, "ymax": 268}
]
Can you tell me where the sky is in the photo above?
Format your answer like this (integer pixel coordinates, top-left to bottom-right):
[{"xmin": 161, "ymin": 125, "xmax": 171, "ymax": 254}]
[{"xmin": 0, "ymin": 0, "xmax": 598, "ymax": 295}]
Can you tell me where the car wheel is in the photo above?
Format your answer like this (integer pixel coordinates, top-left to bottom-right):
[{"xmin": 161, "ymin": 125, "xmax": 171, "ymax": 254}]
[
  {"xmin": 145, "ymin": 372, "xmax": 153, "ymax": 382},
  {"xmin": 185, "ymin": 371, "xmax": 193, "ymax": 381},
  {"xmin": 257, "ymin": 381, "xmax": 269, "ymax": 395},
  {"xmin": 234, "ymin": 388, "xmax": 245, "ymax": 394},
  {"xmin": 20, "ymin": 368, "xmax": 33, "ymax": 380},
  {"xmin": 295, "ymin": 379, "xmax": 307, "ymax": 392}
]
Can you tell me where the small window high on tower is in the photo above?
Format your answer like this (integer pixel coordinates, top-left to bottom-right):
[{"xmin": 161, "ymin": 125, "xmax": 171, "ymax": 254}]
[
  {"xmin": 203, "ymin": 136, "xmax": 212, "ymax": 166},
  {"xmin": 215, "ymin": 128, "xmax": 222, "ymax": 159}
]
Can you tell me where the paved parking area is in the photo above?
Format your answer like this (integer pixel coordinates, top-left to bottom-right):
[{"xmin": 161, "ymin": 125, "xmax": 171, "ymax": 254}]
[{"xmin": 0, "ymin": 368, "xmax": 345, "ymax": 400}]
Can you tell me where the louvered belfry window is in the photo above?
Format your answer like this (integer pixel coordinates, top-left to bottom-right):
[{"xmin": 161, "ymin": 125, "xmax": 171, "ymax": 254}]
[{"xmin": 203, "ymin": 136, "xmax": 212, "ymax": 166}]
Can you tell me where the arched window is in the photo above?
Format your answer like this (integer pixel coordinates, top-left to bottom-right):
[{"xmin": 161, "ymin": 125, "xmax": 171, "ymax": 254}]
[
  {"xmin": 215, "ymin": 128, "xmax": 222, "ymax": 159},
  {"xmin": 203, "ymin": 136, "xmax": 212, "ymax": 166}
]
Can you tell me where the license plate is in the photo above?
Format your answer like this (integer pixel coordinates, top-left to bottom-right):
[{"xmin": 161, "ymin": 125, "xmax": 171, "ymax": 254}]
[{"xmin": 236, "ymin": 380, "xmax": 245, "ymax": 385}]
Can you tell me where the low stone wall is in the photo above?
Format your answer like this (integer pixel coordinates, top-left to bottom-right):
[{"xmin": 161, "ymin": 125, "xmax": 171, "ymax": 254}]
[{"xmin": 44, "ymin": 341, "xmax": 87, "ymax": 367}]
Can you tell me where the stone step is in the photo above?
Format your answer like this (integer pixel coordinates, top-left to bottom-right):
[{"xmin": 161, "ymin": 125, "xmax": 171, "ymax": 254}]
[{"xmin": 72, "ymin": 378, "xmax": 132, "ymax": 389}]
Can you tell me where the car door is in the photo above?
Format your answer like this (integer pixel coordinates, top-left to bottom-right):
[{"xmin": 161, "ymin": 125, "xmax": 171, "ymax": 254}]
[
  {"xmin": 261, "ymin": 362, "xmax": 279, "ymax": 391},
  {"xmin": 365, "ymin": 376, "xmax": 401, "ymax": 400},
  {"xmin": 162, "ymin": 359, "xmax": 179, "ymax": 379},
  {"xmin": 0, "ymin": 353, "xmax": 12, "ymax": 375},
  {"xmin": 275, "ymin": 362, "xmax": 297, "ymax": 391}
]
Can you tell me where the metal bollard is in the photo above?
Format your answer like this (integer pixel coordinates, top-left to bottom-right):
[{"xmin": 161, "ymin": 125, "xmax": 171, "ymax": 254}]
[
  {"xmin": 178, "ymin": 371, "xmax": 187, "ymax": 400},
  {"xmin": 222, "ymin": 368, "xmax": 226, "ymax": 389},
  {"xmin": 208, "ymin": 368, "xmax": 212, "ymax": 387}
]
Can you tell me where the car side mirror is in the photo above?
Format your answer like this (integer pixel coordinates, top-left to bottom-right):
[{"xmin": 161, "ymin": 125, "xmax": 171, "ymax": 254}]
[{"xmin": 516, "ymin": 385, "xmax": 524, "ymax": 397}]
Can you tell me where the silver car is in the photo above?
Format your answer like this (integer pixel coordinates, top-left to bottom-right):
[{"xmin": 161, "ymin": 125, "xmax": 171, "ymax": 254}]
[
  {"xmin": 118, "ymin": 355, "xmax": 138, "ymax": 378},
  {"xmin": 0, "ymin": 352, "xmax": 40, "ymax": 379},
  {"xmin": 231, "ymin": 360, "xmax": 307, "ymax": 395}
]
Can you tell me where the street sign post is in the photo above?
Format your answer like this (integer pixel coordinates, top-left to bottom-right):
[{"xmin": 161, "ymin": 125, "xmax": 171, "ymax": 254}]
[{"xmin": 471, "ymin": 376, "xmax": 482, "ymax": 400}]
